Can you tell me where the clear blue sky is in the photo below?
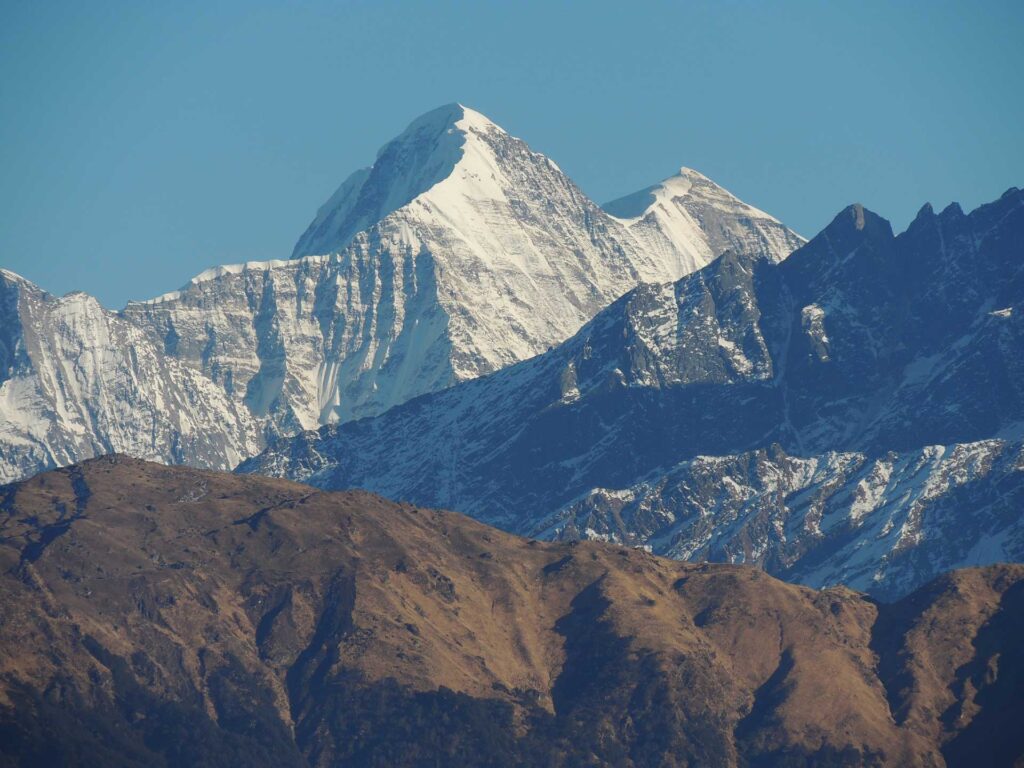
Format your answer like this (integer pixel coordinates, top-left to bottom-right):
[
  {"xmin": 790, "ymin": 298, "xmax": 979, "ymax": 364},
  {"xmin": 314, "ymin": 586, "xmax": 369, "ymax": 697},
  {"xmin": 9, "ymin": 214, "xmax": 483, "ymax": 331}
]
[{"xmin": 2, "ymin": 1, "xmax": 1021, "ymax": 307}]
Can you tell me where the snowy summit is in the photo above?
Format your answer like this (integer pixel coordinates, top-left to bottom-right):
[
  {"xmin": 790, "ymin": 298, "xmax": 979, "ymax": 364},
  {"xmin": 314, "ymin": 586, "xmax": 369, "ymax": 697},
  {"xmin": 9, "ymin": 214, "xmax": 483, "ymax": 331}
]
[{"xmin": 0, "ymin": 104, "xmax": 802, "ymax": 483}]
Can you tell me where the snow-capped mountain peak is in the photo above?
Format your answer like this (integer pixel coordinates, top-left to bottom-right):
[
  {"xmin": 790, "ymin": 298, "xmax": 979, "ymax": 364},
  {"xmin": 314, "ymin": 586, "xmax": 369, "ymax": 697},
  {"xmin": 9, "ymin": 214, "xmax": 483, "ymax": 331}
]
[
  {"xmin": 286, "ymin": 102, "xmax": 802, "ymax": 395},
  {"xmin": 295, "ymin": 104, "xmax": 804, "ymax": 271},
  {"xmin": 604, "ymin": 166, "xmax": 774, "ymax": 222},
  {"xmin": 293, "ymin": 103, "xmax": 545, "ymax": 261},
  {"xmin": 0, "ymin": 105, "xmax": 803, "ymax": 483},
  {"xmin": 292, "ymin": 103, "xmax": 500, "ymax": 258},
  {"xmin": 603, "ymin": 166, "xmax": 804, "ymax": 272}
]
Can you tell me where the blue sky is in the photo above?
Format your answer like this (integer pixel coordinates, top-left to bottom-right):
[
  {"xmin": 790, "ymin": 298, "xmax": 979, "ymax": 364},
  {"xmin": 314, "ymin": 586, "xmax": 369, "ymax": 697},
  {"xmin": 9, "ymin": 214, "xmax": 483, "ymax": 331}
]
[{"xmin": 2, "ymin": 1, "xmax": 1021, "ymax": 307}]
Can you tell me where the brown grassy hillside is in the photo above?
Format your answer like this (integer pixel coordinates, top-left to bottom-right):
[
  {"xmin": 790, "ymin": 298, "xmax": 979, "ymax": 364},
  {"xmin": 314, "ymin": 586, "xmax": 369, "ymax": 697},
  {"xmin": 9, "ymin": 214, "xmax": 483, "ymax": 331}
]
[{"xmin": 0, "ymin": 456, "xmax": 1020, "ymax": 767}]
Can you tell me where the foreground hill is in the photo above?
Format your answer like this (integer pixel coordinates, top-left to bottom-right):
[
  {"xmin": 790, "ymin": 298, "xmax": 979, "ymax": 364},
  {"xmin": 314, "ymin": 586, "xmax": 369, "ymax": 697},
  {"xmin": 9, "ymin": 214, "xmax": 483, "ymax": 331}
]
[
  {"xmin": 242, "ymin": 188, "xmax": 1024, "ymax": 599},
  {"xmin": 1, "ymin": 457, "xmax": 1021, "ymax": 766}
]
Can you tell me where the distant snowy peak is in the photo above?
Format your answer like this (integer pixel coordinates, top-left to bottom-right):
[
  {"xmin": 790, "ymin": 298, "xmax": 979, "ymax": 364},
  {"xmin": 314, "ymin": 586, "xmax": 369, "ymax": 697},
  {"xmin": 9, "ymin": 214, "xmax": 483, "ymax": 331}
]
[
  {"xmin": 0, "ymin": 103, "xmax": 807, "ymax": 484},
  {"xmin": 283, "ymin": 105, "xmax": 802, "ymax": 419},
  {"xmin": 603, "ymin": 167, "xmax": 765, "ymax": 221},
  {"xmin": 604, "ymin": 167, "xmax": 805, "ymax": 271},
  {"xmin": 292, "ymin": 103, "xmax": 514, "ymax": 259},
  {"xmin": 294, "ymin": 105, "xmax": 803, "ymax": 270}
]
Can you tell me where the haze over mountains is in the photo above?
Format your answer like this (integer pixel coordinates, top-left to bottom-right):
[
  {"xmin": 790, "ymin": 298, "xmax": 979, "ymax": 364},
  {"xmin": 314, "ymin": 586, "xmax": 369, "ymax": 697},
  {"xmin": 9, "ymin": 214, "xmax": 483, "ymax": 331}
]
[
  {"xmin": 2, "ymin": 457, "xmax": 1021, "ymax": 767},
  {"xmin": 242, "ymin": 187, "xmax": 1024, "ymax": 600},
  {"xmin": 0, "ymin": 104, "xmax": 802, "ymax": 484}
]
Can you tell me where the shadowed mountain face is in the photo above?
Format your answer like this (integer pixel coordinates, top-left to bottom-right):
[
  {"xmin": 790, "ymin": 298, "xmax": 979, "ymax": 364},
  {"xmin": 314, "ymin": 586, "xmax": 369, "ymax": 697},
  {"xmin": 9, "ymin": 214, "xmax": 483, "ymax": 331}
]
[
  {"xmin": 1, "ymin": 457, "xmax": 1022, "ymax": 767},
  {"xmin": 241, "ymin": 188, "xmax": 1024, "ymax": 600}
]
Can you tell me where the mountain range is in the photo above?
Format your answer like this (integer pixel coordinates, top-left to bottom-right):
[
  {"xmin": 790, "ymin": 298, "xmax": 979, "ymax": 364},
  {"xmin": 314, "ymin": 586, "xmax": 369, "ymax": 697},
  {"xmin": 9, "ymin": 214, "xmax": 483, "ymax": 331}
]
[
  {"xmin": 2, "ymin": 457, "xmax": 1021, "ymax": 767},
  {"xmin": 241, "ymin": 187, "xmax": 1024, "ymax": 600},
  {"xmin": 2, "ymin": 101, "xmax": 1023, "ymax": 767},
  {"xmin": 0, "ymin": 104, "xmax": 801, "ymax": 484}
]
